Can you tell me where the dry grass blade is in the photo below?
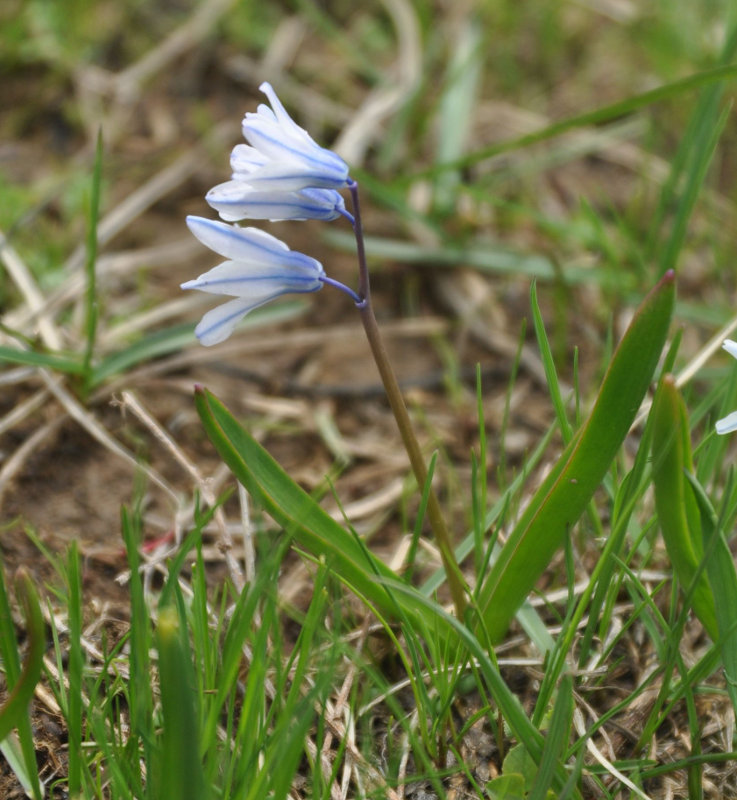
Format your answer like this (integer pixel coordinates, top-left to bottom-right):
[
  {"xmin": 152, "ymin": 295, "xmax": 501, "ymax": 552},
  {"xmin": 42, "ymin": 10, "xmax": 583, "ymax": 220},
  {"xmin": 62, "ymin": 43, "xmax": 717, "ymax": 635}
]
[{"xmin": 1, "ymin": 228, "xmax": 63, "ymax": 349}]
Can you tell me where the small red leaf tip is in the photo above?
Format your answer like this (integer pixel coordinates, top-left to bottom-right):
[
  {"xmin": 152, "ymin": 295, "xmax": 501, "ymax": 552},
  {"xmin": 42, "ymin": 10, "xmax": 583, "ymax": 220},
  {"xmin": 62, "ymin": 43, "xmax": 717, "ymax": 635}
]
[
  {"xmin": 194, "ymin": 383, "xmax": 204, "ymax": 394},
  {"xmin": 650, "ymin": 268, "xmax": 675, "ymax": 294}
]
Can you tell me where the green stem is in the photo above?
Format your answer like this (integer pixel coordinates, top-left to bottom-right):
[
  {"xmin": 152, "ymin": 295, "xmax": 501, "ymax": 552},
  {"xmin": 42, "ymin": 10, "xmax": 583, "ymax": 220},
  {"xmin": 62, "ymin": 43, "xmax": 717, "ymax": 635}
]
[{"xmin": 348, "ymin": 180, "xmax": 467, "ymax": 618}]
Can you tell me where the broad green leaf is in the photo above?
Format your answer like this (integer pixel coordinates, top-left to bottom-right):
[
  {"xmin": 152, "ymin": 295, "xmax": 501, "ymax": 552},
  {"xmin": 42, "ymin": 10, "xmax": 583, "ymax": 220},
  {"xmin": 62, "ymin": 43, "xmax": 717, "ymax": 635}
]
[
  {"xmin": 486, "ymin": 773, "xmax": 526, "ymax": 800},
  {"xmin": 156, "ymin": 606, "xmax": 207, "ymax": 800},
  {"xmin": 476, "ymin": 270, "xmax": 675, "ymax": 642},
  {"xmin": 502, "ymin": 745, "xmax": 538, "ymax": 793},
  {"xmin": 194, "ymin": 388, "xmax": 440, "ymax": 637},
  {"xmin": 651, "ymin": 376, "xmax": 717, "ymax": 638}
]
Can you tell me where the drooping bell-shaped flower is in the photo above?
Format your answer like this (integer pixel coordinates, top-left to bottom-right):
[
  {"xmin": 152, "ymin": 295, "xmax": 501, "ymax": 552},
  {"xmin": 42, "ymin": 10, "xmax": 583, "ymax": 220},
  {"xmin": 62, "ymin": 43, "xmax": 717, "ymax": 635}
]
[
  {"xmin": 715, "ymin": 339, "xmax": 737, "ymax": 434},
  {"xmin": 233, "ymin": 82, "xmax": 350, "ymax": 192},
  {"xmin": 182, "ymin": 215, "xmax": 325, "ymax": 346},
  {"xmin": 206, "ymin": 181, "xmax": 346, "ymax": 222}
]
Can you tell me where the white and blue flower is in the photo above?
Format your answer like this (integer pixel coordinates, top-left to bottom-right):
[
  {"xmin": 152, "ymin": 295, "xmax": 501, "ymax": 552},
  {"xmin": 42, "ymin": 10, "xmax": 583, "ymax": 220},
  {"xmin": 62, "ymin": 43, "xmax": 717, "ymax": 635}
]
[
  {"xmin": 206, "ymin": 181, "xmax": 346, "ymax": 222},
  {"xmin": 232, "ymin": 82, "xmax": 350, "ymax": 192},
  {"xmin": 182, "ymin": 215, "xmax": 325, "ymax": 346},
  {"xmin": 716, "ymin": 339, "xmax": 737, "ymax": 434}
]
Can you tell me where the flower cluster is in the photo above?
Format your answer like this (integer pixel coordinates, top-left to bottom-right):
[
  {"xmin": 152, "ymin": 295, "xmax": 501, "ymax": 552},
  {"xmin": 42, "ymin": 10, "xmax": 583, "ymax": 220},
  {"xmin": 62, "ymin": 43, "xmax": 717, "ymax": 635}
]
[
  {"xmin": 716, "ymin": 339, "xmax": 737, "ymax": 434},
  {"xmin": 183, "ymin": 82, "xmax": 353, "ymax": 346}
]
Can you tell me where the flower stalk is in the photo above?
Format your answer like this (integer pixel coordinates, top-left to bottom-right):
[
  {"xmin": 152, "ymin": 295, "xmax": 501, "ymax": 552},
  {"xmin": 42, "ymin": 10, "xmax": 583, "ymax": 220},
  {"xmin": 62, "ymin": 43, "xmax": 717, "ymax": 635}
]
[{"xmin": 349, "ymin": 181, "xmax": 468, "ymax": 619}]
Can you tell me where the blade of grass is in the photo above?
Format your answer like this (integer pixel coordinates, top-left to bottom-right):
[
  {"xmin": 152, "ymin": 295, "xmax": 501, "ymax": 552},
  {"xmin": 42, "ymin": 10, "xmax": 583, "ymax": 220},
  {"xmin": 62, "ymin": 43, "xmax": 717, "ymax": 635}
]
[
  {"xmin": 405, "ymin": 61, "xmax": 737, "ymax": 181},
  {"xmin": 656, "ymin": 104, "xmax": 730, "ymax": 275},
  {"xmin": 90, "ymin": 302, "xmax": 307, "ymax": 387},
  {"xmin": 82, "ymin": 129, "xmax": 103, "ymax": 395},
  {"xmin": 530, "ymin": 280, "xmax": 572, "ymax": 442},
  {"xmin": 649, "ymin": 20, "xmax": 737, "ymax": 273},
  {"xmin": 529, "ymin": 674, "xmax": 574, "ymax": 800},
  {"xmin": 65, "ymin": 543, "xmax": 84, "ymax": 796},
  {"xmin": 0, "ymin": 345, "xmax": 85, "ymax": 374},
  {"xmin": 90, "ymin": 324, "xmax": 196, "ymax": 386},
  {"xmin": 121, "ymin": 503, "xmax": 154, "ymax": 793}
]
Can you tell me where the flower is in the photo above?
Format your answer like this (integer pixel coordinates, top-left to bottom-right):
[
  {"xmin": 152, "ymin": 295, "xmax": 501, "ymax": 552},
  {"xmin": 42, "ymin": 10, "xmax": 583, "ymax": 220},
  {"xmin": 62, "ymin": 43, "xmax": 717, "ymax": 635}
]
[
  {"xmin": 206, "ymin": 181, "xmax": 346, "ymax": 222},
  {"xmin": 716, "ymin": 339, "xmax": 737, "ymax": 434},
  {"xmin": 231, "ymin": 82, "xmax": 350, "ymax": 192},
  {"xmin": 182, "ymin": 215, "xmax": 325, "ymax": 346}
]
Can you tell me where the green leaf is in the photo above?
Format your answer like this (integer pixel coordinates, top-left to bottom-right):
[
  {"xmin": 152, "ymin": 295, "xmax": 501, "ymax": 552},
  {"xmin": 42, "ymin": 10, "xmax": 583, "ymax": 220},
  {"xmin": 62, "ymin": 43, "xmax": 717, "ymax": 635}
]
[
  {"xmin": 81, "ymin": 128, "xmax": 103, "ymax": 394},
  {"xmin": 0, "ymin": 345, "xmax": 84, "ymax": 374},
  {"xmin": 0, "ymin": 570, "xmax": 45, "ymax": 744},
  {"xmin": 476, "ymin": 270, "xmax": 675, "ymax": 642},
  {"xmin": 90, "ymin": 324, "xmax": 195, "ymax": 386},
  {"xmin": 529, "ymin": 675, "xmax": 573, "ymax": 800},
  {"xmin": 487, "ymin": 772, "xmax": 527, "ymax": 800},
  {"xmin": 194, "ymin": 388, "xmax": 439, "ymax": 636},
  {"xmin": 502, "ymin": 745, "xmax": 538, "ymax": 793},
  {"xmin": 685, "ymin": 473, "xmax": 737, "ymax": 718},
  {"xmin": 651, "ymin": 375, "xmax": 718, "ymax": 638},
  {"xmin": 0, "ymin": 566, "xmax": 43, "ymax": 800},
  {"xmin": 156, "ymin": 606, "xmax": 207, "ymax": 800}
]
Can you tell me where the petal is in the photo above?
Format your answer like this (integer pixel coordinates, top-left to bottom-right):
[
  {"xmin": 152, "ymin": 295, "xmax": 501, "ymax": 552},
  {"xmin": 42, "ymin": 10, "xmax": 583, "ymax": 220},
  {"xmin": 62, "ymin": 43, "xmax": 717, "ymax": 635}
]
[
  {"xmin": 239, "ymin": 85, "xmax": 349, "ymax": 189},
  {"xmin": 723, "ymin": 339, "xmax": 737, "ymax": 360},
  {"xmin": 206, "ymin": 182, "xmax": 345, "ymax": 222},
  {"xmin": 228, "ymin": 159, "xmax": 348, "ymax": 192},
  {"xmin": 230, "ymin": 144, "xmax": 268, "ymax": 177},
  {"xmin": 186, "ymin": 216, "xmax": 298, "ymax": 262},
  {"xmin": 181, "ymin": 259, "xmax": 324, "ymax": 297},
  {"xmin": 243, "ymin": 124, "xmax": 349, "ymax": 186},
  {"xmin": 193, "ymin": 298, "xmax": 258, "ymax": 346},
  {"xmin": 258, "ymin": 82, "xmax": 312, "ymax": 140},
  {"xmin": 716, "ymin": 410, "xmax": 737, "ymax": 435}
]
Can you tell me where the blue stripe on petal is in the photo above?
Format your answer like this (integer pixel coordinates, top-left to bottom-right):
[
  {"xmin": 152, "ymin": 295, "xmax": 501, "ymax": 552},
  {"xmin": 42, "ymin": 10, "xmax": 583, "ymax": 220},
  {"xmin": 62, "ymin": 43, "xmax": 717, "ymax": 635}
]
[
  {"xmin": 187, "ymin": 216, "xmax": 288, "ymax": 260},
  {"xmin": 206, "ymin": 183, "xmax": 344, "ymax": 221},
  {"xmin": 182, "ymin": 260, "xmax": 323, "ymax": 297}
]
